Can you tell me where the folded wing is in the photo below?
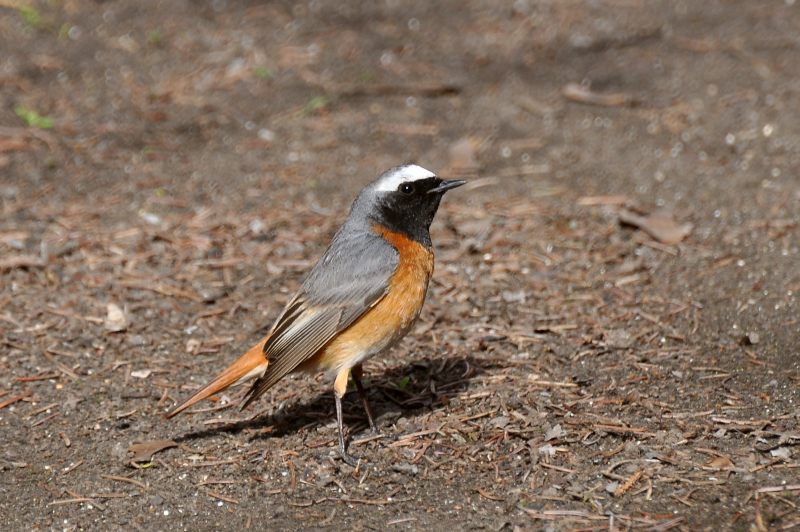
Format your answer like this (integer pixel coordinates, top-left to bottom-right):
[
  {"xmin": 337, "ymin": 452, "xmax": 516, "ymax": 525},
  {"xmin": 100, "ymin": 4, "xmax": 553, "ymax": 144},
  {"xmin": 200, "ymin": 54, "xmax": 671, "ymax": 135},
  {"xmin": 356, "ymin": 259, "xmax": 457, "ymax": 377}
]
[{"xmin": 240, "ymin": 227, "xmax": 398, "ymax": 407}]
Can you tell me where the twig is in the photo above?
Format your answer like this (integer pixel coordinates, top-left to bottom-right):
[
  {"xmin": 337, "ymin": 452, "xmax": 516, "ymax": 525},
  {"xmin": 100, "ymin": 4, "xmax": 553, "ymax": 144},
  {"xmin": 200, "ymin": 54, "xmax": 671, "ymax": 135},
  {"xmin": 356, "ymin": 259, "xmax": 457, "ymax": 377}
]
[
  {"xmin": 62, "ymin": 460, "xmax": 84, "ymax": 475},
  {"xmin": 206, "ymin": 490, "xmax": 239, "ymax": 504},
  {"xmin": 756, "ymin": 484, "xmax": 800, "ymax": 494},
  {"xmin": 31, "ymin": 412, "xmax": 59, "ymax": 427},
  {"xmin": 101, "ymin": 474, "xmax": 147, "ymax": 490},
  {"xmin": 593, "ymin": 423, "xmax": 655, "ymax": 436},
  {"xmin": 333, "ymin": 83, "xmax": 460, "ymax": 98},
  {"xmin": 0, "ymin": 391, "xmax": 32, "ymax": 410},
  {"xmin": 614, "ymin": 469, "xmax": 644, "ymax": 497},
  {"xmin": 47, "ymin": 497, "xmax": 102, "ymax": 509},
  {"xmin": 563, "ymin": 83, "xmax": 633, "ymax": 107},
  {"xmin": 539, "ymin": 462, "xmax": 576, "ymax": 474},
  {"xmin": 386, "ymin": 518, "xmax": 417, "ymax": 526},
  {"xmin": 476, "ymin": 487, "xmax": 504, "ymax": 501}
]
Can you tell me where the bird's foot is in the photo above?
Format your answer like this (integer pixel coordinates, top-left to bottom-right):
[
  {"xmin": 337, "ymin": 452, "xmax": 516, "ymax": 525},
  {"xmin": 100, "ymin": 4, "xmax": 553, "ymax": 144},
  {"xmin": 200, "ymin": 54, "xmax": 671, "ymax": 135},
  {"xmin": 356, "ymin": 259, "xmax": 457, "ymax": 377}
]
[{"xmin": 339, "ymin": 449, "xmax": 361, "ymax": 467}]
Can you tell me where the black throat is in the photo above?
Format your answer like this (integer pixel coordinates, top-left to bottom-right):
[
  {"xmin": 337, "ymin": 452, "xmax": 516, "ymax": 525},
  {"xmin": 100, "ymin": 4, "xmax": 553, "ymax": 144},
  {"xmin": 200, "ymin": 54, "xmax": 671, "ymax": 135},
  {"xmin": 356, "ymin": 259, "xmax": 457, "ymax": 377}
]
[{"xmin": 371, "ymin": 177, "xmax": 445, "ymax": 248}]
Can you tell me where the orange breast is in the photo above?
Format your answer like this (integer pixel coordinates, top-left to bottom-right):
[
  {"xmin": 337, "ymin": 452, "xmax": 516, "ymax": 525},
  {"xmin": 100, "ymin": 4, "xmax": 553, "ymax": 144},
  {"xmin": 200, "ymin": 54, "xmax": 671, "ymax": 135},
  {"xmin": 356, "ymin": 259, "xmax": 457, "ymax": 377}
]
[{"xmin": 306, "ymin": 224, "xmax": 434, "ymax": 374}]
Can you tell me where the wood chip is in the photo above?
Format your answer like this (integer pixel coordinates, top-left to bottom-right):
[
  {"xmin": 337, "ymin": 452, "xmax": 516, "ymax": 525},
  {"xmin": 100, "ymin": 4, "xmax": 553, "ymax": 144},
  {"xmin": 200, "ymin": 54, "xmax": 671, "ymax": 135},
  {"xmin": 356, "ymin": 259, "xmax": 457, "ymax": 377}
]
[
  {"xmin": 128, "ymin": 439, "xmax": 177, "ymax": 462},
  {"xmin": 104, "ymin": 303, "xmax": 128, "ymax": 332},
  {"xmin": 0, "ymin": 254, "xmax": 45, "ymax": 271}
]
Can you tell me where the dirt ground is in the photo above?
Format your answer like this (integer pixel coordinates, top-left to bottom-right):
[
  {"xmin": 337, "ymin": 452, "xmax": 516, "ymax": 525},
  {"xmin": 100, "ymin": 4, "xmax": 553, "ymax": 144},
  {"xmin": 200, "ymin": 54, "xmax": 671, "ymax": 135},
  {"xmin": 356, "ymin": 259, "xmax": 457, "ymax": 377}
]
[{"xmin": 1, "ymin": 1, "xmax": 799, "ymax": 530}]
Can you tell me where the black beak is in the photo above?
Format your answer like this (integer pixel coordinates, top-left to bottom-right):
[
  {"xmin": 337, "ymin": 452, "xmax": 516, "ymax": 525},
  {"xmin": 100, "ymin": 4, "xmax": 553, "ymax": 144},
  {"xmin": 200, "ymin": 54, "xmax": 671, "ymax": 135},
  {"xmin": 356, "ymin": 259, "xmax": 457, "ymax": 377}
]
[{"xmin": 427, "ymin": 179, "xmax": 467, "ymax": 194}]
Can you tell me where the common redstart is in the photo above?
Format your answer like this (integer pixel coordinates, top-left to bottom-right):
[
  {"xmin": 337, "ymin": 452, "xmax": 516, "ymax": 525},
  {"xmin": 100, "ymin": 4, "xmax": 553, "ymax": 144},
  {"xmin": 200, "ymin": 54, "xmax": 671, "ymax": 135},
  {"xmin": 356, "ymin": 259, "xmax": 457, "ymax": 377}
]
[{"xmin": 167, "ymin": 164, "xmax": 465, "ymax": 464}]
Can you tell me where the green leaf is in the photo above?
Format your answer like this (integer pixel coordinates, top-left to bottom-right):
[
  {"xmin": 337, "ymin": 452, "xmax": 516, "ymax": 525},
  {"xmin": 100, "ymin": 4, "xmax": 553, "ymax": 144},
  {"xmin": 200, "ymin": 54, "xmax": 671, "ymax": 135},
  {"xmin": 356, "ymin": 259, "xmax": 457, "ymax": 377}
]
[
  {"xmin": 397, "ymin": 376, "xmax": 411, "ymax": 391},
  {"xmin": 147, "ymin": 29, "xmax": 163, "ymax": 46},
  {"xmin": 18, "ymin": 5, "xmax": 43, "ymax": 29},
  {"xmin": 304, "ymin": 95, "xmax": 330, "ymax": 114},
  {"xmin": 14, "ymin": 105, "xmax": 53, "ymax": 129},
  {"xmin": 254, "ymin": 66, "xmax": 273, "ymax": 80}
]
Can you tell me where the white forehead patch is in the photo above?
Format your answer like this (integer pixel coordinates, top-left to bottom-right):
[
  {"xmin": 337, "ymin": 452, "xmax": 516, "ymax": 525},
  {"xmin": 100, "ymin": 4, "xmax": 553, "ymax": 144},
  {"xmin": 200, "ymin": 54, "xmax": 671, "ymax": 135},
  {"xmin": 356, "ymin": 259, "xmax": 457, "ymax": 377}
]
[{"xmin": 374, "ymin": 164, "xmax": 436, "ymax": 192}]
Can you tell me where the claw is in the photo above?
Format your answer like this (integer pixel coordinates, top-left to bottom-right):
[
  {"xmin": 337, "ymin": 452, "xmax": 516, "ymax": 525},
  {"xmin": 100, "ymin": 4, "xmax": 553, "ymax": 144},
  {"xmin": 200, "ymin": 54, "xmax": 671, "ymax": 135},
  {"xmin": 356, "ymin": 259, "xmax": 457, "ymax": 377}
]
[{"xmin": 339, "ymin": 449, "xmax": 360, "ymax": 467}]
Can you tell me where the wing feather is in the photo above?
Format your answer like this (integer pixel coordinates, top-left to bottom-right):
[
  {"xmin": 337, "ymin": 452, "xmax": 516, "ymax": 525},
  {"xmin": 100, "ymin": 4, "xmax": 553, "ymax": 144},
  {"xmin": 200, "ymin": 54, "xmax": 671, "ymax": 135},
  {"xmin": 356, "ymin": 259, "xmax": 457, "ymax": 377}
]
[{"xmin": 241, "ymin": 227, "xmax": 397, "ymax": 408}]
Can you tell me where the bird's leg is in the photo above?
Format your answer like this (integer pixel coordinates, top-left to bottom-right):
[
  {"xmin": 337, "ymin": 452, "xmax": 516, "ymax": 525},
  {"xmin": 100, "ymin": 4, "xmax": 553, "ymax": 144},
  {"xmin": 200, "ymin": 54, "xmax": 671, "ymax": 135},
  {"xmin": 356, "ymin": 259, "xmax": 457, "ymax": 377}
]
[
  {"xmin": 333, "ymin": 368, "xmax": 358, "ymax": 466},
  {"xmin": 352, "ymin": 364, "xmax": 378, "ymax": 433}
]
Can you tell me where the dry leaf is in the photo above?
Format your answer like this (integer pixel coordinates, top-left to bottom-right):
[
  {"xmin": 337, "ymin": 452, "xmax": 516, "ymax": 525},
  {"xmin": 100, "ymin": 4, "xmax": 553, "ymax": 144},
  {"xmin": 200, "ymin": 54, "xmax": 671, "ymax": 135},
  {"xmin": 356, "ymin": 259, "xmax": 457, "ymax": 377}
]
[
  {"xmin": 538, "ymin": 444, "xmax": 557, "ymax": 457},
  {"xmin": 619, "ymin": 209, "xmax": 693, "ymax": 244},
  {"xmin": 104, "ymin": 303, "xmax": 128, "ymax": 332},
  {"xmin": 491, "ymin": 415, "xmax": 510, "ymax": 429},
  {"xmin": 770, "ymin": 447, "xmax": 792, "ymax": 460},
  {"xmin": 706, "ymin": 455, "xmax": 735, "ymax": 470},
  {"xmin": 545, "ymin": 423, "xmax": 566, "ymax": 441},
  {"xmin": 128, "ymin": 439, "xmax": 177, "ymax": 463}
]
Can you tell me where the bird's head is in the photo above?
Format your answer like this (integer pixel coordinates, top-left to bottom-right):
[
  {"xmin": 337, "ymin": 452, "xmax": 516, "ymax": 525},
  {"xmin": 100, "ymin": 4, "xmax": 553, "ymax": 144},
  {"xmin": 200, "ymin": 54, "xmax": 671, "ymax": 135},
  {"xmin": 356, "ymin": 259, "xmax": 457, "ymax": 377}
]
[{"xmin": 354, "ymin": 164, "xmax": 464, "ymax": 245}]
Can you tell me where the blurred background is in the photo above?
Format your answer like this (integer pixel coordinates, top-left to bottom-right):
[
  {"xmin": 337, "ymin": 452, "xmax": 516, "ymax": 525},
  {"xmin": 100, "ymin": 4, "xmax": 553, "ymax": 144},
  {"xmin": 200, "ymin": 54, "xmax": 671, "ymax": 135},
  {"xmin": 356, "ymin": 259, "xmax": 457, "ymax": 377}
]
[{"xmin": 1, "ymin": 1, "xmax": 799, "ymax": 530}]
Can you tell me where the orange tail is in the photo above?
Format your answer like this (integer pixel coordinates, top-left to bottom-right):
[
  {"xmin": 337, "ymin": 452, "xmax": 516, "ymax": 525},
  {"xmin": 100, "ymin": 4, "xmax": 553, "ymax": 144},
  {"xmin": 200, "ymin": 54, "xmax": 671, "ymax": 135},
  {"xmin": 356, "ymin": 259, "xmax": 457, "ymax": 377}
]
[{"xmin": 166, "ymin": 337, "xmax": 269, "ymax": 418}]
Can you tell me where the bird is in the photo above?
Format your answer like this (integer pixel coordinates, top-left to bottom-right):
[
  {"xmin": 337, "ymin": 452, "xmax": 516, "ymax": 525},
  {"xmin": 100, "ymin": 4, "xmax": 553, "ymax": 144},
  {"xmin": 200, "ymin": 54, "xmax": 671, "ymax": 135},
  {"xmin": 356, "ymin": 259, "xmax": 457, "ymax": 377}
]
[{"xmin": 166, "ymin": 164, "xmax": 465, "ymax": 464}]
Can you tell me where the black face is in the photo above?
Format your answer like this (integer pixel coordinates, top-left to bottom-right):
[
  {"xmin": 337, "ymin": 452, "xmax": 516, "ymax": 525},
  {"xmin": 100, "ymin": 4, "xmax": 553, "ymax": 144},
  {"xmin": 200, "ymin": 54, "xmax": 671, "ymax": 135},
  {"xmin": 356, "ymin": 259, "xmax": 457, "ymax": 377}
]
[{"xmin": 374, "ymin": 177, "xmax": 464, "ymax": 246}]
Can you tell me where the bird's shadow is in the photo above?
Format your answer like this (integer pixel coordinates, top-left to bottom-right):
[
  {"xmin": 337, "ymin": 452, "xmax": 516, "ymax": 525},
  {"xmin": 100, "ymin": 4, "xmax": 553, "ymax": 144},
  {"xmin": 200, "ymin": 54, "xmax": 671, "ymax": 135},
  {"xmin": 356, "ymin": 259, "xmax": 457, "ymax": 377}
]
[{"xmin": 173, "ymin": 354, "xmax": 486, "ymax": 445}]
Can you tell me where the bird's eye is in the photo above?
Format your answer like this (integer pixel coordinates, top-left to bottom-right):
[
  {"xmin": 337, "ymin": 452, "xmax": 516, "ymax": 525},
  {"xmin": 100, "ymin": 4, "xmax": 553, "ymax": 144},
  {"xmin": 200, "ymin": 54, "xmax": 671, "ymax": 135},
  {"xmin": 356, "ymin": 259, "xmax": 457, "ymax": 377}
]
[{"xmin": 399, "ymin": 183, "xmax": 415, "ymax": 195}]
